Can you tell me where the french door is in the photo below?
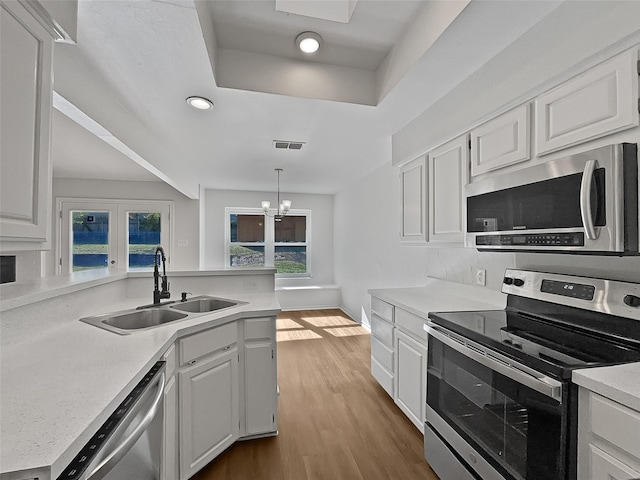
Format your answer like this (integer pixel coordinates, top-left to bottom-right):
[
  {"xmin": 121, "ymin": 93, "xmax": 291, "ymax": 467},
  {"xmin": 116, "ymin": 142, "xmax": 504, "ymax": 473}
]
[{"xmin": 58, "ymin": 199, "xmax": 172, "ymax": 274}]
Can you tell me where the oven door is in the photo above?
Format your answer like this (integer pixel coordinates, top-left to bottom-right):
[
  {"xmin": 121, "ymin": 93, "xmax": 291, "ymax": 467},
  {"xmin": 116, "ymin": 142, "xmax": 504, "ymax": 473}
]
[{"xmin": 425, "ymin": 324, "xmax": 567, "ymax": 480}]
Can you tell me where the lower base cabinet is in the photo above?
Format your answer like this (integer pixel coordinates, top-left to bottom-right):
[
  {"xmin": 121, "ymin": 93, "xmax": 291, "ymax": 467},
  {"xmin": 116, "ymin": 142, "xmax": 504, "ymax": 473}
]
[
  {"xmin": 243, "ymin": 317, "xmax": 278, "ymax": 436},
  {"xmin": 578, "ymin": 387, "xmax": 640, "ymax": 480},
  {"xmin": 179, "ymin": 347, "xmax": 239, "ymax": 480},
  {"xmin": 394, "ymin": 329, "xmax": 426, "ymax": 432},
  {"xmin": 168, "ymin": 316, "xmax": 277, "ymax": 480},
  {"xmin": 162, "ymin": 375, "xmax": 178, "ymax": 480},
  {"xmin": 370, "ymin": 296, "xmax": 428, "ymax": 433}
]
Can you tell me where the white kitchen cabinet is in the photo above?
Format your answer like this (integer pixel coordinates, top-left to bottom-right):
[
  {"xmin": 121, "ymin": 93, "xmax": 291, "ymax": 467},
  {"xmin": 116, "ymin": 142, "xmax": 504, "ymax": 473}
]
[
  {"xmin": 162, "ymin": 344, "xmax": 178, "ymax": 480},
  {"xmin": 370, "ymin": 297, "xmax": 394, "ymax": 397},
  {"xmin": 428, "ymin": 134, "xmax": 469, "ymax": 243},
  {"xmin": 578, "ymin": 387, "xmax": 640, "ymax": 480},
  {"xmin": 178, "ymin": 324, "xmax": 239, "ymax": 480},
  {"xmin": 394, "ymin": 328, "xmax": 426, "ymax": 433},
  {"xmin": 400, "ymin": 156, "xmax": 428, "ymax": 243},
  {"xmin": 370, "ymin": 296, "xmax": 428, "ymax": 433},
  {"xmin": 470, "ymin": 103, "xmax": 531, "ymax": 177},
  {"xmin": 535, "ymin": 47, "xmax": 639, "ymax": 156},
  {"xmin": 243, "ymin": 317, "xmax": 278, "ymax": 437},
  {"xmin": 0, "ymin": 1, "xmax": 54, "ymax": 250},
  {"xmin": 162, "ymin": 375, "xmax": 178, "ymax": 480}
]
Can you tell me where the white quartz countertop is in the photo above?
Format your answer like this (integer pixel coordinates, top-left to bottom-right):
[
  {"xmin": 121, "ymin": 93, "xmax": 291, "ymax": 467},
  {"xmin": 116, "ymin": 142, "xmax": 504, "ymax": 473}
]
[
  {"xmin": 573, "ymin": 363, "xmax": 640, "ymax": 412},
  {"xmin": 0, "ymin": 290, "xmax": 280, "ymax": 478},
  {"xmin": 368, "ymin": 277, "xmax": 507, "ymax": 319}
]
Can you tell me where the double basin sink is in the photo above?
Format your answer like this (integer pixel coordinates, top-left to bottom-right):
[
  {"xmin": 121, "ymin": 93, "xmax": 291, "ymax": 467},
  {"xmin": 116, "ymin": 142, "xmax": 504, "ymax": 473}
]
[{"xmin": 80, "ymin": 296, "xmax": 246, "ymax": 335}]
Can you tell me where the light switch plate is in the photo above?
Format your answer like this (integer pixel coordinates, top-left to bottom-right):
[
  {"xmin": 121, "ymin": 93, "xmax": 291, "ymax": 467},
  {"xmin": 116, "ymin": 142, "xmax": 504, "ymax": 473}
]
[{"xmin": 476, "ymin": 269, "xmax": 486, "ymax": 286}]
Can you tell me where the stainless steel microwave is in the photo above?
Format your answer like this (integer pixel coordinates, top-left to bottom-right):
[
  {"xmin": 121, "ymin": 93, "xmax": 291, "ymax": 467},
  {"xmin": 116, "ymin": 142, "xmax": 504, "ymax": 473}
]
[{"xmin": 465, "ymin": 143, "xmax": 638, "ymax": 254}]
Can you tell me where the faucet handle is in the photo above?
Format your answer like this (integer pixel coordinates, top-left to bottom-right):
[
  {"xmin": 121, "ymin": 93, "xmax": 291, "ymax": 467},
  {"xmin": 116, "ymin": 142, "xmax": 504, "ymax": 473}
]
[{"xmin": 181, "ymin": 292, "xmax": 192, "ymax": 302}]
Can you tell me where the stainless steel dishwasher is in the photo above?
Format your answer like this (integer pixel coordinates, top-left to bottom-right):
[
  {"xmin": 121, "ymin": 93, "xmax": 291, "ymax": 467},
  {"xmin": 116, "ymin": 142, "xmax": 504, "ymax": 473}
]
[{"xmin": 57, "ymin": 361, "xmax": 165, "ymax": 480}]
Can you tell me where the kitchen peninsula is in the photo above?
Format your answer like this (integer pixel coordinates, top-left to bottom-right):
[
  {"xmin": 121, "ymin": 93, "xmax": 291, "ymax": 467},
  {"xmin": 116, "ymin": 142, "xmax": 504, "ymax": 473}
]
[{"xmin": 1, "ymin": 267, "xmax": 279, "ymax": 480}]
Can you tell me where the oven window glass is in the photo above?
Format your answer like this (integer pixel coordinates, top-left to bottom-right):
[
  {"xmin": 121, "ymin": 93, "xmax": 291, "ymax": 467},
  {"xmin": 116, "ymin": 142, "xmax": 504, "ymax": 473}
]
[
  {"xmin": 427, "ymin": 337, "xmax": 565, "ymax": 480},
  {"xmin": 467, "ymin": 168, "xmax": 605, "ymax": 232}
]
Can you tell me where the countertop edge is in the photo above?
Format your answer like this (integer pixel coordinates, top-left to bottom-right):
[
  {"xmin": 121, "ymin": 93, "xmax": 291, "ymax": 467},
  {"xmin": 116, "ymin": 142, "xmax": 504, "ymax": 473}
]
[
  {"xmin": 0, "ymin": 268, "xmax": 276, "ymax": 312},
  {"xmin": 572, "ymin": 363, "xmax": 640, "ymax": 412}
]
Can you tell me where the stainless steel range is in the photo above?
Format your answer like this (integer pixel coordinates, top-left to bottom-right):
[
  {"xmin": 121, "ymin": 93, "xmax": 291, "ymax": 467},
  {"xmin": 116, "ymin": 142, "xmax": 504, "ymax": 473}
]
[{"xmin": 424, "ymin": 269, "xmax": 640, "ymax": 480}]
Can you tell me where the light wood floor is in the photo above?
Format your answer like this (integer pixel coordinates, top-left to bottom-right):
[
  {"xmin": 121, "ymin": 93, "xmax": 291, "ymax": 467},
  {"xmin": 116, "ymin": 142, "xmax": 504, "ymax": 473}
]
[{"xmin": 192, "ymin": 309, "xmax": 440, "ymax": 480}]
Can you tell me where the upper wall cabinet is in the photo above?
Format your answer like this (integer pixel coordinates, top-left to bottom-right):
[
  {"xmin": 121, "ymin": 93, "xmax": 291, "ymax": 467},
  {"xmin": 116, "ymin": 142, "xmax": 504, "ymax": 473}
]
[
  {"xmin": 428, "ymin": 134, "xmax": 469, "ymax": 244},
  {"xmin": 470, "ymin": 103, "xmax": 531, "ymax": 177},
  {"xmin": 400, "ymin": 156, "xmax": 428, "ymax": 243},
  {"xmin": 0, "ymin": 1, "xmax": 54, "ymax": 251},
  {"xmin": 535, "ymin": 48, "xmax": 639, "ymax": 156}
]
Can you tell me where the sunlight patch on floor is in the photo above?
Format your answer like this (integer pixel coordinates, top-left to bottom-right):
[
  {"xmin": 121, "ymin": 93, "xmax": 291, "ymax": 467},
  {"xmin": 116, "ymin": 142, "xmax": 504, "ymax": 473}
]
[
  {"xmin": 302, "ymin": 316, "xmax": 355, "ymax": 328},
  {"xmin": 277, "ymin": 330, "xmax": 324, "ymax": 342},
  {"xmin": 323, "ymin": 326, "xmax": 369, "ymax": 337},
  {"xmin": 277, "ymin": 318, "xmax": 304, "ymax": 330}
]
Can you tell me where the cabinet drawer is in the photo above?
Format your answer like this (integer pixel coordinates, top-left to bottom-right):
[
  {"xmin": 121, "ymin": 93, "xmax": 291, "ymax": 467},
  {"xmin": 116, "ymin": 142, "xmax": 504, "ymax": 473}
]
[
  {"xmin": 371, "ymin": 297, "xmax": 394, "ymax": 322},
  {"xmin": 371, "ymin": 335, "xmax": 393, "ymax": 371},
  {"xmin": 395, "ymin": 308, "xmax": 428, "ymax": 343},
  {"xmin": 371, "ymin": 313, "xmax": 393, "ymax": 347},
  {"xmin": 244, "ymin": 317, "xmax": 273, "ymax": 341},
  {"xmin": 371, "ymin": 357, "xmax": 393, "ymax": 397},
  {"xmin": 179, "ymin": 322, "xmax": 238, "ymax": 366},
  {"xmin": 590, "ymin": 392, "xmax": 640, "ymax": 462}
]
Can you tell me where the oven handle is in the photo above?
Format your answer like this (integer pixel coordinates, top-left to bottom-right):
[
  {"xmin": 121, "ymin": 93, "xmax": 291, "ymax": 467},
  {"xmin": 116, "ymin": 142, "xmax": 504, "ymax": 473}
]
[
  {"xmin": 580, "ymin": 159, "xmax": 599, "ymax": 240},
  {"xmin": 426, "ymin": 323, "xmax": 563, "ymax": 402}
]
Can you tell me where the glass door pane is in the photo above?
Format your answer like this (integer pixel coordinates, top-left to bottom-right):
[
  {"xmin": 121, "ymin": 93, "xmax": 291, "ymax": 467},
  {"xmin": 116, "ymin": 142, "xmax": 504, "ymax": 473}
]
[
  {"xmin": 128, "ymin": 212, "xmax": 161, "ymax": 269},
  {"xmin": 71, "ymin": 211, "xmax": 110, "ymax": 272}
]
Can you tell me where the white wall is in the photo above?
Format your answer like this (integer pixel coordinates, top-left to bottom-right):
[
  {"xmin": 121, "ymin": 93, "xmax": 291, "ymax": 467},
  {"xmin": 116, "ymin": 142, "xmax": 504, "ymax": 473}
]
[
  {"xmin": 202, "ymin": 188, "xmax": 334, "ymax": 287},
  {"xmin": 334, "ymin": 162, "xmax": 515, "ymax": 322},
  {"xmin": 49, "ymin": 179, "xmax": 200, "ymax": 275}
]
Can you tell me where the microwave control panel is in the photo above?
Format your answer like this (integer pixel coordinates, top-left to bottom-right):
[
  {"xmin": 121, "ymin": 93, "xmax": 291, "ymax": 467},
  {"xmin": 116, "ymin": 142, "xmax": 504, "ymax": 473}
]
[{"xmin": 476, "ymin": 232, "xmax": 584, "ymax": 247}]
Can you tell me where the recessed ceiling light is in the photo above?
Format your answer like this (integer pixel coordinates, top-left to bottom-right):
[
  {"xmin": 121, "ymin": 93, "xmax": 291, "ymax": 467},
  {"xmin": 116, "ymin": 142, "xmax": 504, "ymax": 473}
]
[
  {"xmin": 186, "ymin": 96, "xmax": 214, "ymax": 110},
  {"xmin": 295, "ymin": 32, "xmax": 322, "ymax": 54}
]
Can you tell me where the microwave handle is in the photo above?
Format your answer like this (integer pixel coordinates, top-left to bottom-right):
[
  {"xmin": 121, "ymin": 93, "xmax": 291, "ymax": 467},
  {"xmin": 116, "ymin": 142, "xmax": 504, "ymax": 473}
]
[{"xmin": 580, "ymin": 159, "xmax": 599, "ymax": 240}]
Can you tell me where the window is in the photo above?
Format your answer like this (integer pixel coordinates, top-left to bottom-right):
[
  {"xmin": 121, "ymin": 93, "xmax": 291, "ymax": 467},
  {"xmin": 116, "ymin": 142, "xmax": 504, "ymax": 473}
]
[
  {"xmin": 58, "ymin": 199, "xmax": 172, "ymax": 274},
  {"xmin": 226, "ymin": 208, "xmax": 310, "ymax": 277}
]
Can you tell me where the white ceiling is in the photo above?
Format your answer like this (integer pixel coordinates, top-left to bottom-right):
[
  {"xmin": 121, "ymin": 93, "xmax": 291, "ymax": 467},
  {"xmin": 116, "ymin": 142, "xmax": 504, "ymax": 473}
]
[{"xmin": 51, "ymin": 0, "xmax": 565, "ymax": 197}]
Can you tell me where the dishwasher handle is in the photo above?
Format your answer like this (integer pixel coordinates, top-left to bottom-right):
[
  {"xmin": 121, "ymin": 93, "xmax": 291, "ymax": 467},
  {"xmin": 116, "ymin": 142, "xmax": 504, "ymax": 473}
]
[{"xmin": 86, "ymin": 371, "xmax": 165, "ymax": 480}]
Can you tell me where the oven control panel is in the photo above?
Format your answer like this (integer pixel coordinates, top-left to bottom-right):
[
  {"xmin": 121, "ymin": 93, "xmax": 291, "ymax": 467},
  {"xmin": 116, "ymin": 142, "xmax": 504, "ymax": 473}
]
[
  {"xmin": 501, "ymin": 269, "xmax": 640, "ymax": 320},
  {"xmin": 540, "ymin": 279, "xmax": 596, "ymax": 301}
]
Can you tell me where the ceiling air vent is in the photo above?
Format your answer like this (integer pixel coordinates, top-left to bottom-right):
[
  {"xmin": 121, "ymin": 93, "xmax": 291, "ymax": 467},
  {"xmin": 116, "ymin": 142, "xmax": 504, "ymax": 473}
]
[{"xmin": 273, "ymin": 140, "xmax": 305, "ymax": 150}]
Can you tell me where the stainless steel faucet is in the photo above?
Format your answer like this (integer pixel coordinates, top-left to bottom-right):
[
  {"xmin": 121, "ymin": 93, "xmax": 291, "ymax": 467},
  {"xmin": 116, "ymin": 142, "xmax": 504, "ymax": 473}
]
[{"xmin": 153, "ymin": 246, "xmax": 170, "ymax": 305}]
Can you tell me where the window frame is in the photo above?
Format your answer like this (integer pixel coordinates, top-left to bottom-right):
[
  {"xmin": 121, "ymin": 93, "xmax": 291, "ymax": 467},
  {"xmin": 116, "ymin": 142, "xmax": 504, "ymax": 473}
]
[
  {"xmin": 225, "ymin": 207, "xmax": 311, "ymax": 278},
  {"xmin": 57, "ymin": 198, "xmax": 173, "ymax": 274}
]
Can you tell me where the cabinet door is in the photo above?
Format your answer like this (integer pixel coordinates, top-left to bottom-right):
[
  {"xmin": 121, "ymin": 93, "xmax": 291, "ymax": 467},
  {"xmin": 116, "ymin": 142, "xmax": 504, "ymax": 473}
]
[
  {"xmin": 162, "ymin": 375, "xmax": 178, "ymax": 480},
  {"xmin": 590, "ymin": 444, "xmax": 640, "ymax": 480},
  {"xmin": 0, "ymin": 1, "xmax": 53, "ymax": 248},
  {"xmin": 394, "ymin": 329, "xmax": 426, "ymax": 433},
  {"xmin": 179, "ymin": 348, "xmax": 239, "ymax": 480},
  {"xmin": 243, "ymin": 316, "xmax": 278, "ymax": 437},
  {"xmin": 470, "ymin": 103, "xmax": 531, "ymax": 177},
  {"xmin": 244, "ymin": 341, "xmax": 277, "ymax": 436},
  {"xmin": 428, "ymin": 134, "xmax": 469, "ymax": 243},
  {"xmin": 400, "ymin": 156, "xmax": 428, "ymax": 243},
  {"xmin": 535, "ymin": 48, "xmax": 639, "ymax": 155}
]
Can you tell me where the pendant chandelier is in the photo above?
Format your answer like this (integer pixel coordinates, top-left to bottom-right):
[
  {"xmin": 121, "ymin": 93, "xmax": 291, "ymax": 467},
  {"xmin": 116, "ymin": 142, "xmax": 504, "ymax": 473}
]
[{"xmin": 262, "ymin": 168, "xmax": 291, "ymax": 222}]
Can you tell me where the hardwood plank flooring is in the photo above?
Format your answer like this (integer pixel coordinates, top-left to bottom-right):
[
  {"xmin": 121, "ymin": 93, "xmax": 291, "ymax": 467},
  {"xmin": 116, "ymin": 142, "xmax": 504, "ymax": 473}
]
[{"xmin": 192, "ymin": 309, "xmax": 440, "ymax": 480}]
